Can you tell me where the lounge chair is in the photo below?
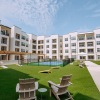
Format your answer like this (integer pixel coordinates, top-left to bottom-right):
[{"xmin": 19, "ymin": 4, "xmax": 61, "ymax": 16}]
[
  {"xmin": 48, "ymin": 78, "xmax": 73, "ymax": 100},
  {"xmin": 51, "ymin": 66, "xmax": 60, "ymax": 69},
  {"xmin": 39, "ymin": 68, "xmax": 52, "ymax": 73},
  {"xmin": 16, "ymin": 78, "xmax": 38, "ymax": 100}
]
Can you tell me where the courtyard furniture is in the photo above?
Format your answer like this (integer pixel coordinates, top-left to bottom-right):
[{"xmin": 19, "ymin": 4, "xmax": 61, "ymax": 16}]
[
  {"xmin": 51, "ymin": 66, "xmax": 60, "ymax": 69},
  {"xmin": 39, "ymin": 68, "xmax": 52, "ymax": 73},
  {"xmin": 38, "ymin": 88, "xmax": 47, "ymax": 100},
  {"xmin": 48, "ymin": 78, "xmax": 73, "ymax": 100},
  {"xmin": 16, "ymin": 78, "xmax": 38, "ymax": 100}
]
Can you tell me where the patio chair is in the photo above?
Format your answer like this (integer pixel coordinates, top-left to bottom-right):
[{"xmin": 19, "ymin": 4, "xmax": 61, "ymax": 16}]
[
  {"xmin": 39, "ymin": 68, "xmax": 52, "ymax": 73},
  {"xmin": 51, "ymin": 66, "xmax": 60, "ymax": 69},
  {"xmin": 48, "ymin": 78, "xmax": 73, "ymax": 100},
  {"xmin": 16, "ymin": 78, "xmax": 38, "ymax": 100},
  {"xmin": 60, "ymin": 74, "xmax": 72, "ymax": 84}
]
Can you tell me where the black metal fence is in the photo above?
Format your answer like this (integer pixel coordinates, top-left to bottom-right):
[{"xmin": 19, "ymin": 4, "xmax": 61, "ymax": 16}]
[{"xmin": 19, "ymin": 58, "xmax": 74, "ymax": 67}]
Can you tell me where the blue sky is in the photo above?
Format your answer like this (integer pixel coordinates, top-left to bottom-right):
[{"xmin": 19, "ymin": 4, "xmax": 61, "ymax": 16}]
[{"xmin": 0, "ymin": 0, "xmax": 100, "ymax": 36}]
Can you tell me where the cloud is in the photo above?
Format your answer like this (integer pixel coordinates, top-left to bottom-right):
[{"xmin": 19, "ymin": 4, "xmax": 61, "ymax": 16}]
[{"xmin": 0, "ymin": 0, "xmax": 67, "ymax": 35}]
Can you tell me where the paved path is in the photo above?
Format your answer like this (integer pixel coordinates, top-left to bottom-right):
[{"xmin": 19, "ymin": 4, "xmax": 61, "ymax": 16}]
[{"xmin": 85, "ymin": 61, "xmax": 100, "ymax": 92}]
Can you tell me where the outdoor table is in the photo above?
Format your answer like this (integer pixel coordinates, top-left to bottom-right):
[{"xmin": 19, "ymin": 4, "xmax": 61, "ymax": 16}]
[{"xmin": 38, "ymin": 88, "xmax": 47, "ymax": 100}]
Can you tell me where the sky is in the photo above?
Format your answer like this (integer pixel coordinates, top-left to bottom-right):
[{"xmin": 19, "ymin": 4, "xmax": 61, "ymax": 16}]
[{"xmin": 0, "ymin": 0, "xmax": 100, "ymax": 36}]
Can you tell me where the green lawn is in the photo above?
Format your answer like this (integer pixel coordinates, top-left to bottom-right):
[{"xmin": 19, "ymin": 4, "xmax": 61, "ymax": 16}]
[
  {"xmin": 92, "ymin": 61, "xmax": 100, "ymax": 65},
  {"xmin": 0, "ymin": 62, "xmax": 100, "ymax": 100}
]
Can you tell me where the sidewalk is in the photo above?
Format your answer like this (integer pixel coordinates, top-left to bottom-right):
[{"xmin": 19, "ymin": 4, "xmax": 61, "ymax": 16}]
[{"xmin": 85, "ymin": 61, "xmax": 100, "ymax": 92}]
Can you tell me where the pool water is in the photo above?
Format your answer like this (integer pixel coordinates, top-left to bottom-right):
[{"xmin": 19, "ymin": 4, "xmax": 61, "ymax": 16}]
[{"xmin": 33, "ymin": 61, "xmax": 63, "ymax": 66}]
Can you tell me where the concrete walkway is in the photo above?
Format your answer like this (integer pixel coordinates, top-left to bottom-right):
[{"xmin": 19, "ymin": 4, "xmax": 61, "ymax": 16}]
[{"xmin": 85, "ymin": 61, "xmax": 100, "ymax": 92}]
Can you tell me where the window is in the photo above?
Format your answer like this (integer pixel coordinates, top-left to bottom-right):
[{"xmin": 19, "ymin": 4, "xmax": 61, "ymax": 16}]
[
  {"xmin": 72, "ymin": 55, "xmax": 76, "ymax": 59},
  {"xmin": 60, "ymin": 44, "xmax": 62, "ymax": 48},
  {"xmin": 97, "ymin": 55, "xmax": 100, "ymax": 59},
  {"xmin": 71, "ymin": 49, "xmax": 76, "ymax": 53},
  {"xmin": 46, "ymin": 40, "xmax": 49, "ymax": 43},
  {"xmin": 15, "ymin": 41, "xmax": 20, "ymax": 46},
  {"xmin": 80, "ymin": 56, "xmax": 85, "ymax": 59},
  {"xmin": 21, "ymin": 49, "xmax": 25, "ymax": 52},
  {"xmin": 65, "ymin": 44, "xmax": 68, "ymax": 47},
  {"xmin": 15, "ymin": 48, "xmax": 19, "ymax": 52},
  {"xmin": 96, "ymin": 34, "xmax": 100, "ymax": 38},
  {"xmin": 97, "ymin": 41, "xmax": 100, "ymax": 45},
  {"xmin": 65, "ymin": 38, "xmax": 68, "ymax": 41},
  {"xmin": 52, "ymin": 50, "xmax": 56, "ymax": 54},
  {"xmin": 32, "ymin": 45, "xmax": 36, "ymax": 49},
  {"xmin": 52, "ymin": 39, "xmax": 56, "ymax": 43},
  {"xmin": 1, "ymin": 37, "xmax": 7, "ymax": 44},
  {"xmin": 65, "ymin": 56, "xmax": 69, "ymax": 59},
  {"xmin": 79, "ymin": 43, "xmax": 85, "ymax": 47},
  {"xmin": 38, "ymin": 45, "xmax": 43, "ymax": 49},
  {"xmin": 87, "ymin": 42, "xmax": 93, "ymax": 46},
  {"xmin": 32, "ymin": 39, "xmax": 36, "ymax": 44},
  {"xmin": 97, "ymin": 48, "xmax": 100, "ymax": 52},
  {"xmin": 79, "ymin": 49, "xmax": 85, "ymax": 53},
  {"xmin": 1, "ymin": 46, "xmax": 7, "ymax": 51},
  {"xmin": 52, "ymin": 45, "xmax": 56, "ymax": 48},
  {"xmin": 88, "ymin": 56, "xmax": 94, "ymax": 59},
  {"xmin": 21, "ymin": 42, "xmax": 25, "ymax": 46},
  {"xmin": 60, "ymin": 39, "xmax": 62, "ymax": 42},
  {"xmin": 60, "ymin": 50, "xmax": 62, "ymax": 53},
  {"xmin": 46, "ymin": 45, "xmax": 49, "ymax": 48},
  {"xmin": 88, "ymin": 49, "xmax": 94, "ymax": 53},
  {"xmin": 87, "ymin": 36, "xmax": 94, "ymax": 40},
  {"xmin": 38, "ymin": 40, "xmax": 44, "ymax": 44},
  {"xmin": 46, "ymin": 50, "xmax": 49, "ymax": 53},
  {"xmin": 71, "ymin": 36, "xmax": 76, "ymax": 40},
  {"xmin": 15, "ymin": 56, "xmax": 19, "ymax": 60},
  {"xmin": 21, "ymin": 35, "xmax": 26, "ymax": 40},
  {"xmin": 65, "ymin": 49, "xmax": 68, "ymax": 53},
  {"xmin": 71, "ymin": 43, "xmax": 76, "ymax": 46},
  {"xmin": 78, "ymin": 37, "xmax": 85, "ymax": 40}
]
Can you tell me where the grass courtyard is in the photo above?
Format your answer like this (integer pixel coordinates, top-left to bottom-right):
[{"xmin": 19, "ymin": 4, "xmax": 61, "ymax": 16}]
[
  {"xmin": 91, "ymin": 61, "xmax": 100, "ymax": 65},
  {"xmin": 0, "ymin": 61, "xmax": 100, "ymax": 100}
]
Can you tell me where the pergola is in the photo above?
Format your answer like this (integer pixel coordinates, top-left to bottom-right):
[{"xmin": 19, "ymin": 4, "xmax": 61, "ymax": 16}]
[{"xmin": 0, "ymin": 51, "xmax": 45, "ymax": 60}]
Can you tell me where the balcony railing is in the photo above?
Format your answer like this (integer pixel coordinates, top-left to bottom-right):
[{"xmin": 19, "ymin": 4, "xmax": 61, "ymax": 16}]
[{"xmin": 1, "ymin": 31, "xmax": 9, "ymax": 36}]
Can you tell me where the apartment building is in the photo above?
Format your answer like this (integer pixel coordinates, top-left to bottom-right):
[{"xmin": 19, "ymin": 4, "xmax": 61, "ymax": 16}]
[
  {"xmin": 10, "ymin": 26, "xmax": 30, "ymax": 60},
  {"xmin": 0, "ymin": 25, "xmax": 11, "ymax": 60},
  {"xmin": 0, "ymin": 23, "xmax": 100, "ymax": 61},
  {"xmin": 63, "ymin": 30, "xmax": 100, "ymax": 60},
  {"xmin": 44, "ymin": 35, "xmax": 63, "ymax": 60}
]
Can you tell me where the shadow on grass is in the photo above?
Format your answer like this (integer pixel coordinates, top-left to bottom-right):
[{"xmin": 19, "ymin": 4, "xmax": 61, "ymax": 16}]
[
  {"xmin": 73, "ymin": 93, "xmax": 97, "ymax": 100},
  {"xmin": 0, "ymin": 68, "xmax": 39, "ymax": 100}
]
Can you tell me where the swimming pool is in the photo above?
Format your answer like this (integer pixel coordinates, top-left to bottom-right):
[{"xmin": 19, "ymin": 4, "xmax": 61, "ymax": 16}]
[{"xmin": 30, "ymin": 61, "xmax": 63, "ymax": 66}]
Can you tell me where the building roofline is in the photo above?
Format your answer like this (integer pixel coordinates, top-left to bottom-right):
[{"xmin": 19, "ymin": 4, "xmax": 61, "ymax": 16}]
[{"xmin": 0, "ymin": 24, "xmax": 11, "ymax": 29}]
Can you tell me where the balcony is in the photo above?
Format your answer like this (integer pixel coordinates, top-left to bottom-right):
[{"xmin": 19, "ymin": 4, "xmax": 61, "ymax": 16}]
[
  {"xmin": 26, "ymin": 44, "xmax": 28, "ymax": 47},
  {"xmin": 15, "ymin": 41, "xmax": 20, "ymax": 46},
  {"xmin": 26, "ymin": 38, "xmax": 29, "ymax": 41},
  {"xmin": 87, "ymin": 49, "xmax": 94, "ymax": 53},
  {"xmin": 16, "ymin": 33, "xmax": 20, "ymax": 39},
  {"xmin": 52, "ymin": 39, "xmax": 57, "ymax": 43},
  {"xmin": 21, "ymin": 36, "xmax": 26, "ymax": 40},
  {"xmin": 21, "ymin": 42, "xmax": 25, "ymax": 46},
  {"xmin": 1, "ymin": 30, "xmax": 9, "ymax": 36},
  {"xmin": 1, "ymin": 38, "xmax": 7, "ymax": 44},
  {"xmin": 15, "ymin": 48, "xmax": 19, "ymax": 52},
  {"xmin": 38, "ymin": 40, "xmax": 44, "ymax": 44},
  {"xmin": 1, "ymin": 46, "xmax": 7, "ymax": 51},
  {"xmin": 21, "ymin": 49, "xmax": 25, "ymax": 52},
  {"xmin": 86, "ymin": 37, "xmax": 94, "ymax": 40},
  {"xmin": 52, "ymin": 45, "xmax": 57, "ymax": 49},
  {"xmin": 78, "ymin": 38, "xmax": 85, "ymax": 41},
  {"xmin": 32, "ymin": 39, "xmax": 36, "ymax": 44}
]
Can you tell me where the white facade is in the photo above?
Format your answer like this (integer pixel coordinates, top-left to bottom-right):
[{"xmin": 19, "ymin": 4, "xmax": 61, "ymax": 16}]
[{"xmin": 0, "ymin": 24, "xmax": 100, "ymax": 60}]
